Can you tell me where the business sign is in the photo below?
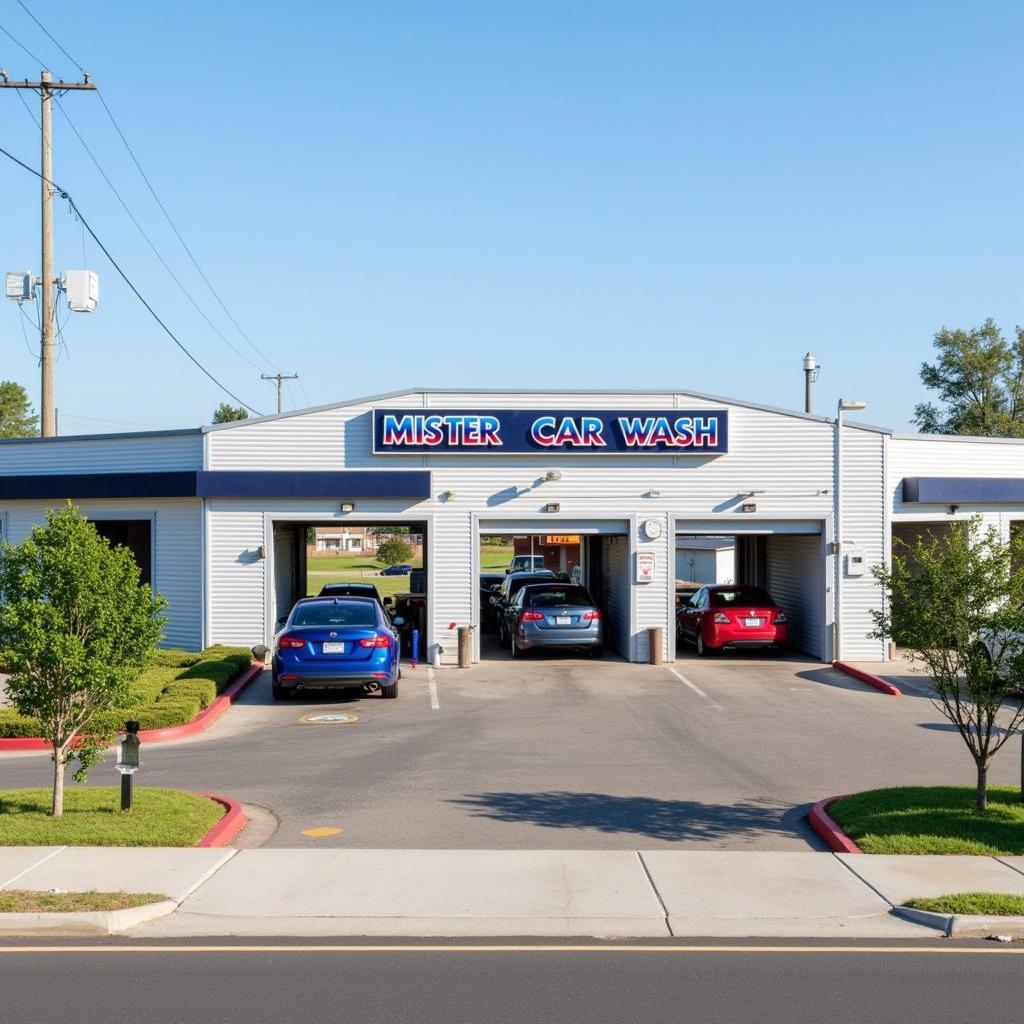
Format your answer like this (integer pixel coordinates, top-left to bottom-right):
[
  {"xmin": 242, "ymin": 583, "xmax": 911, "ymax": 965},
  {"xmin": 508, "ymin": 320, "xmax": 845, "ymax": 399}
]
[
  {"xmin": 545, "ymin": 535, "xmax": 581, "ymax": 545},
  {"xmin": 372, "ymin": 409, "xmax": 728, "ymax": 455}
]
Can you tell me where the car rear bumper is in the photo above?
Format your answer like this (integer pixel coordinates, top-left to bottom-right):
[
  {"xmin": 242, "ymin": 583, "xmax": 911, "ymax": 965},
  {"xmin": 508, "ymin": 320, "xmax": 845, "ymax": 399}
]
[
  {"xmin": 518, "ymin": 630, "xmax": 603, "ymax": 649},
  {"xmin": 279, "ymin": 673, "xmax": 393, "ymax": 689},
  {"xmin": 707, "ymin": 625, "xmax": 787, "ymax": 650}
]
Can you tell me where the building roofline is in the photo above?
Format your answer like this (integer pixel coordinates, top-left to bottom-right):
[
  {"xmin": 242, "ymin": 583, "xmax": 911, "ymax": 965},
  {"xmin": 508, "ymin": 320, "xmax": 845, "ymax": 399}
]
[
  {"xmin": 891, "ymin": 431, "xmax": 1024, "ymax": 445},
  {"xmin": 199, "ymin": 386, "xmax": 862, "ymax": 432},
  {"xmin": 0, "ymin": 427, "xmax": 203, "ymax": 445}
]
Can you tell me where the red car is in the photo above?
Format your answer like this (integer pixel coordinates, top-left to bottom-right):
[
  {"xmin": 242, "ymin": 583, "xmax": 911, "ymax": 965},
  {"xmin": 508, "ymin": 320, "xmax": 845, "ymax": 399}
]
[{"xmin": 676, "ymin": 584, "xmax": 788, "ymax": 656}]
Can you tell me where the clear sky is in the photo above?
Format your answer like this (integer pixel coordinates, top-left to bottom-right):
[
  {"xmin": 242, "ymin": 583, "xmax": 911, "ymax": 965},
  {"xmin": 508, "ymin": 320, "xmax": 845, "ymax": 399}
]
[{"xmin": 1, "ymin": 1, "xmax": 1021, "ymax": 434}]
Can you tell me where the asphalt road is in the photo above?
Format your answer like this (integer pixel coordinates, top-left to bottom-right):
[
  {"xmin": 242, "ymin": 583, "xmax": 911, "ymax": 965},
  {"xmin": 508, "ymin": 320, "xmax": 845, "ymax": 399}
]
[
  {"xmin": 0, "ymin": 646, "xmax": 1008, "ymax": 849},
  {"xmin": 1, "ymin": 939, "xmax": 1022, "ymax": 1024}
]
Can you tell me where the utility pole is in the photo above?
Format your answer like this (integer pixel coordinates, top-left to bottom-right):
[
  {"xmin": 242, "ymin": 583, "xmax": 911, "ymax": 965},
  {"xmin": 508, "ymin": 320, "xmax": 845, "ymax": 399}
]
[
  {"xmin": 261, "ymin": 373, "xmax": 298, "ymax": 414},
  {"xmin": 1, "ymin": 69, "xmax": 96, "ymax": 436}
]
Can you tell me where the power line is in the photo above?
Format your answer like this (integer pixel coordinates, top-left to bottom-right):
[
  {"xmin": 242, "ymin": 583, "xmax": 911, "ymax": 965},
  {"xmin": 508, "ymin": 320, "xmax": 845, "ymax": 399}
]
[
  {"xmin": 0, "ymin": 141, "xmax": 263, "ymax": 415},
  {"xmin": 0, "ymin": 18, "xmax": 46, "ymax": 66},
  {"xmin": 11, "ymin": 1, "xmax": 283, "ymax": 374},
  {"xmin": 53, "ymin": 95, "xmax": 266, "ymax": 372},
  {"xmin": 14, "ymin": 0, "xmax": 84, "ymax": 72}
]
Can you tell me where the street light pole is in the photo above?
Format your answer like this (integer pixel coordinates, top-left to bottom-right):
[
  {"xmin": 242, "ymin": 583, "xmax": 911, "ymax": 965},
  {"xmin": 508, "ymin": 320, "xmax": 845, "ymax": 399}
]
[{"xmin": 834, "ymin": 398, "xmax": 867, "ymax": 663}]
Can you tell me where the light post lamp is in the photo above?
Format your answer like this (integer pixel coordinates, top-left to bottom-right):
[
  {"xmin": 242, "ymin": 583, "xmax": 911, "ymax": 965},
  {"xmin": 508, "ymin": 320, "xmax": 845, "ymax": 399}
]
[
  {"xmin": 116, "ymin": 720, "xmax": 141, "ymax": 811},
  {"xmin": 834, "ymin": 399, "xmax": 867, "ymax": 662}
]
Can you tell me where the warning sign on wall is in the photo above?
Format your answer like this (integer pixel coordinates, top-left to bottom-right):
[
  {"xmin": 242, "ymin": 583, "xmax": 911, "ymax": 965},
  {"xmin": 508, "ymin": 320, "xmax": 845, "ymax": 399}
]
[{"xmin": 636, "ymin": 550, "xmax": 656, "ymax": 583}]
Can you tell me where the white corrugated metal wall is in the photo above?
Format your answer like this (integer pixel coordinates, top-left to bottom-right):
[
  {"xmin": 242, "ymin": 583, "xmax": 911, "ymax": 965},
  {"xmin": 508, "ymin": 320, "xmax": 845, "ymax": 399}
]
[
  {"xmin": 766, "ymin": 534, "xmax": 825, "ymax": 658},
  {"xmin": 840, "ymin": 426, "xmax": 888, "ymax": 660},
  {"xmin": 207, "ymin": 505, "xmax": 266, "ymax": 647},
  {"xmin": 0, "ymin": 499, "xmax": 203, "ymax": 650},
  {"xmin": 273, "ymin": 524, "xmax": 298, "ymax": 627},
  {"xmin": 0, "ymin": 432, "xmax": 202, "ymax": 474}
]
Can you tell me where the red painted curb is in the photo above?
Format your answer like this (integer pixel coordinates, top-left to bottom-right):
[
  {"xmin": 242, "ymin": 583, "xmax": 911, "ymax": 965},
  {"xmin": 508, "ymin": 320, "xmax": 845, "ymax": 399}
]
[
  {"xmin": 832, "ymin": 660, "xmax": 902, "ymax": 696},
  {"xmin": 808, "ymin": 796, "xmax": 863, "ymax": 854},
  {"xmin": 195, "ymin": 792, "xmax": 247, "ymax": 848},
  {"xmin": 0, "ymin": 661, "xmax": 265, "ymax": 752}
]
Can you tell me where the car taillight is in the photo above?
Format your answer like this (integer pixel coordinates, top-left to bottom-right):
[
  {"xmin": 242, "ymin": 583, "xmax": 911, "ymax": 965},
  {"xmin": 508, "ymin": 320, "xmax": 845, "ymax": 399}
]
[
  {"xmin": 278, "ymin": 635, "xmax": 306, "ymax": 649},
  {"xmin": 520, "ymin": 611, "xmax": 544, "ymax": 621},
  {"xmin": 713, "ymin": 612, "xmax": 730, "ymax": 624},
  {"xmin": 359, "ymin": 634, "xmax": 392, "ymax": 648},
  {"xmin": 583, "ymin": 609, "xmax": 601, "ymax": 621},
  {"xmin": 774, "ymin": 611, "xmax": 787, "ymax": 624}
]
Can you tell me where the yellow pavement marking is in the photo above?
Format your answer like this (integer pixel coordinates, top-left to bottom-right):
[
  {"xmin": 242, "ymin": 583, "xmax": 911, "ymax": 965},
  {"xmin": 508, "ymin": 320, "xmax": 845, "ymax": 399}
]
[
  {"xmin": 301, "ymin": 827, "xmax": 344, "ymax": 837},
  {"xmin": 0, "ymin": 945, "xmax": 1020, "ymax": 955}
]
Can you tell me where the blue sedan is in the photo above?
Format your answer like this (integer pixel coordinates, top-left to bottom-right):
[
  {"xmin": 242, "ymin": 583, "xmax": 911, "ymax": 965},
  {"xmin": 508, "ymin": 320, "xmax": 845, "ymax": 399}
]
[
  {"xmin": 272, "ymin": 597, "xmax": 401, "ymax": 701},
  {"xmin": 380, "ymin": 563, "xmax": 413, "ymax": 576}
]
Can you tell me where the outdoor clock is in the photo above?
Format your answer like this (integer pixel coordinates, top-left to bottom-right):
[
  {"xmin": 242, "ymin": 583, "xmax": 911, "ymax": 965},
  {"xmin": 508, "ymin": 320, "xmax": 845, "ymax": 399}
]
[{"xmin": 641, "ymin": 519, "xmax": 663, "ymax": 540}]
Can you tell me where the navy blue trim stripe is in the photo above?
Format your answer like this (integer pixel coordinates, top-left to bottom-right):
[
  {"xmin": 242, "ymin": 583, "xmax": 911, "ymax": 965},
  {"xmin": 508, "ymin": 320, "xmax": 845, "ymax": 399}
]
[
  {"xmin": 903, "ymin": 477, "xmax": 1024, "ymax": 504},
  {"xmin": 0, "ymin": 471, "xmax": 431, "ymax": 501}
]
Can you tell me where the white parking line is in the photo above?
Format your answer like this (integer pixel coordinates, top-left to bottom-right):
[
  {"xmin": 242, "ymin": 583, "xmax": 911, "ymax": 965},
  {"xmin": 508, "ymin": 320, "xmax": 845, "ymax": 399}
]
[
  {"xmin": 427, "ymin": 666, "xmax": 440, "ymax": 711},
  {"xmin": 667, "ymin": 666, "xmax": 724, "ymax": 711}
]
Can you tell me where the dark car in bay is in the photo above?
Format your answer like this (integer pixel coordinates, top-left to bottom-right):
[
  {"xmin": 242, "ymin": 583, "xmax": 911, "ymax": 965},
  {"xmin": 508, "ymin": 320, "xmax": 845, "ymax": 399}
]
[
  {"xmin": 318, "ymin": 581, "xmax": 391, "ymax": 612},
  {"xmin": 505, "ymin": 582, "xmax": 603, "ymax": 658},
  {"xmin": 491, "ymin": 570, "xmax": 558, "ymax": 647},
  {"xmin": 480, "ymin": 572, "xmax": 506, "ymax": 631}
]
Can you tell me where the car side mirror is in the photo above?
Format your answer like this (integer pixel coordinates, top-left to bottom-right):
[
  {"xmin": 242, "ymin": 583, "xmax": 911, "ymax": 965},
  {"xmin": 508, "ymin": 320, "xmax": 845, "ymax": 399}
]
[
  {"xmin": 383, "ymin": 596, "xmax": 394, "ymax": 606},
  {"xmin": 504, "ymin": 568, "xmax": 511, "ymax": 574},
  {"xmin": 392, "ymin": 616, "xmax": 406, "ymax": 627},
  {"xmin": 276, "ymin": 616, "xmax": 288, "ymax": 626}
]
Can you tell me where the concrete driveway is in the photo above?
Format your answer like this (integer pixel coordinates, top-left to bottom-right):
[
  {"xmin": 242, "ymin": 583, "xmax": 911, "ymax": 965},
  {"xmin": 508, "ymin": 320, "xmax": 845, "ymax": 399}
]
[{"xmin": 0, "ymin": 649, "xmax": 1003, "ymax": 850}]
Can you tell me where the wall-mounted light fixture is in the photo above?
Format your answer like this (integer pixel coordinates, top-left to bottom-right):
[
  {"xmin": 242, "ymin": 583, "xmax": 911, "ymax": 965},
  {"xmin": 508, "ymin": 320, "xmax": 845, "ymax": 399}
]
[
  {"xmin": 441, "ymin": 490, "xmax": 456, "ymax": 502},
  {"xmin": 544, "ymin": 502, "xmax": 560, "ymax": 513},
  {"xmin": 741, "ymin": 502, "xmax": 757, "ymax": 514},
  {"xmin": 949, "ymin": 504, "xmax": 960, "ymax": 515},
  {"xmin": 544, "ymin": 469, "xmax": 562, "ymax": 482},
  {"xmin": 339, "ymin": 502, "xmax": 354, "ymax": 513},
  {"xmin": 256, "ymin": 544, "xmax": 267, "ymax": 559},
  {"xmin": 646, "ymin": 488, "xmax": 661, "ymax": 498}
]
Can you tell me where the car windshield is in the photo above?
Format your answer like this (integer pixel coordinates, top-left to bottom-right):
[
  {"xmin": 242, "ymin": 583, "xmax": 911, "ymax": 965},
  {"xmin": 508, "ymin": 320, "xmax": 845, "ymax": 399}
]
[
  {"xmin": 709, "ymin": 587, "xmax": 776, "ymax": 608},
  {"xmin": 525, "ymin": 586, "xmax": 593, "ymax": 608},
  {"xmin": 291, "ymin": 602, "xmax": 377, "ymax": 627}
]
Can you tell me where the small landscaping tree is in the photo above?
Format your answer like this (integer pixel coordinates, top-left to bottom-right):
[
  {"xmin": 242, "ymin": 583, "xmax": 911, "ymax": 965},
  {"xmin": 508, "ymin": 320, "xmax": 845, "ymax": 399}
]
[
  {"xmin": 870, "ymin": 517, "xmax": 1024, "ymax": 811},
  {"xmin": 0, "ymin": 504, "xmax": 166, "ymax": 816},
  {"xmin": 376, "ymin": 536, "xmax": 414, "ymax": 566}
]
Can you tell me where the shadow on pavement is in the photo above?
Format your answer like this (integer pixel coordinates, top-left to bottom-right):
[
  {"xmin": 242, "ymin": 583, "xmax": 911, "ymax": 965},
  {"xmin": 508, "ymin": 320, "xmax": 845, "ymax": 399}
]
[{"xmin": 449, "ymin": 790, "xmax": 810, "ymax": 843}]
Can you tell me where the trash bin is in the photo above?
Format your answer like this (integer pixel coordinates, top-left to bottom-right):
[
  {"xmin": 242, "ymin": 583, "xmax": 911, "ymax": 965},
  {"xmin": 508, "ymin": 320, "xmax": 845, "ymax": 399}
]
[
  {"xmin": 458, "ymin": 625, "xmax": 474, "ymax": 668},
  {"xmin": 648, "ymin": 626, "xmax": 664, "ymax": 666}
]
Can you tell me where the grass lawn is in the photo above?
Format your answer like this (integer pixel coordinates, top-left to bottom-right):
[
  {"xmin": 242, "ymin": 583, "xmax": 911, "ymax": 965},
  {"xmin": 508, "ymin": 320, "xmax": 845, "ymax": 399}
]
[
  {"xmin": 305, "ymin": 543, "xmax": 515, "ymax": 598},
  {"xmin": 0, "ymin": 787, "xmax": 225, "ymax": 846},
  {"xmin": 829, "ymin": 786, "xmax": 1024, "ymax": 855},
  {"xmin": 0, "ymin": 890, "xmax": 169, "ymax": 913},
  {"xmin": 0, "ymin": 645, "xmax": 251, "ymax": 738},
  {"xmin": 903, "ymin": 892, "xmax": 1024, "ymax": 916}
]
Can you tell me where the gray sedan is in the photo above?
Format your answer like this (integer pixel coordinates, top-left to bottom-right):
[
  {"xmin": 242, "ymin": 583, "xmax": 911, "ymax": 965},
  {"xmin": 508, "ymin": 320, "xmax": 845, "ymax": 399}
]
[{"xmin": 507, "ymin": 583, "xmax": 604, "ymax": 658}]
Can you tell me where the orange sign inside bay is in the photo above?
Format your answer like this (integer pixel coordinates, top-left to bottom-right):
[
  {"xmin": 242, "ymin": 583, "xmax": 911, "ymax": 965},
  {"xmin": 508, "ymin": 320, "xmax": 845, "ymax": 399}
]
[{"xmin": 545, "ymin": 535, "xmax": 581, "ymax": 545}]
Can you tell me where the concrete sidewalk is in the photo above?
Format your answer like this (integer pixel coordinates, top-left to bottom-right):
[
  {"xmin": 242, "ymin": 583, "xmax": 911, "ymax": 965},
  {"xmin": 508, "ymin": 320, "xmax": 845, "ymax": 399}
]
[{"xmin": 7, "ymin": 847, "xmax": 1024, "ymax": 938}]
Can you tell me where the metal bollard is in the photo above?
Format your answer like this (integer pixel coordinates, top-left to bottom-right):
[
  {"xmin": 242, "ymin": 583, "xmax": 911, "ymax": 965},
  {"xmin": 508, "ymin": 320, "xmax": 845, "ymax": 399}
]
[
  {"xmin": 648, "ymin": 626, "xmax": 664, "ymax": 666},
  {"xmin": 458, "ymin": 625, "xmax": 473, "ymax": 668}
]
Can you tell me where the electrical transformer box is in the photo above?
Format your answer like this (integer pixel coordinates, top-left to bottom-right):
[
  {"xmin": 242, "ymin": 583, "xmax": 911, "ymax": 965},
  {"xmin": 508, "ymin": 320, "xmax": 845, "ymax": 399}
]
[{"xmin": 65, "ymin": 270, "xmax": 99, "ymax": 312}]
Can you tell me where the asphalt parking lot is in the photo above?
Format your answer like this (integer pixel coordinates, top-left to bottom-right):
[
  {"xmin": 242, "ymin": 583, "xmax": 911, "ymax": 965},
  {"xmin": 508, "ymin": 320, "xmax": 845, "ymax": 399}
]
[{"xmin": 1, "ymin": 648, "xmax": 1010, "ymax": 850}]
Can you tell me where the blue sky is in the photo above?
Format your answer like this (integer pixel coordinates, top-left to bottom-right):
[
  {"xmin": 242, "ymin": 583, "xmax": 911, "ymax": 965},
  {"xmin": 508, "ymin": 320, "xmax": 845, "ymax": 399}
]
[{"xmin": 1, "ymin": 1, "xmax": 1021, "ymax": 433}]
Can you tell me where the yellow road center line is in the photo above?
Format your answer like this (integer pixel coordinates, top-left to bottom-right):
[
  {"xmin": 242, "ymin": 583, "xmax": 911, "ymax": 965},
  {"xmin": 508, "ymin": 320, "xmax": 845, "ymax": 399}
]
[{"xmin": 0, "ymin": 945, "xmax": 1021, "ymax": 954}]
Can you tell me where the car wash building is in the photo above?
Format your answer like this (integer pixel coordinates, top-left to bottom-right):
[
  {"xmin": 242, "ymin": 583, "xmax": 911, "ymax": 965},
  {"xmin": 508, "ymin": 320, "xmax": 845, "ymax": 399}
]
[{"xmin": 1, "ymin": 387, "xmax": 1022, "ymax": 665}]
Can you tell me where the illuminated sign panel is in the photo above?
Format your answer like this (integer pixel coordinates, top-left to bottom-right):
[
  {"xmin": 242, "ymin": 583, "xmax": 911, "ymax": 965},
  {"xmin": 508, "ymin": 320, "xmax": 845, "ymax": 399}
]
[{"xmin": 372, "ymin": 409, "xmax": 729, "ymax": 455}]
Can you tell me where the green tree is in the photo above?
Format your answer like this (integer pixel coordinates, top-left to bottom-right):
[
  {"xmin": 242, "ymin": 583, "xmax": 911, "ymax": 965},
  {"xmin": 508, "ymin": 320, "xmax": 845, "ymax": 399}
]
[
  {"xmin": 0, "ymin": 505, "xmax": 166, "ymax": 816},
  {"xmin": 212, "ymin": 403, "xmax": 249, "ymax": 423},
  {"xmin": 0, "ymin": 380, "xmax": 38, "ymax": 438},
  {"xmin": 913, "ymin": 319, "xmax": 1024, "ymax": 437},
  {"xmin": 870, "ymin": 518, "xmax": 1024, "ymax": 811},
  {"xmin": 376, "ymin": 536, "xmax": 414, "ymax": 566}
]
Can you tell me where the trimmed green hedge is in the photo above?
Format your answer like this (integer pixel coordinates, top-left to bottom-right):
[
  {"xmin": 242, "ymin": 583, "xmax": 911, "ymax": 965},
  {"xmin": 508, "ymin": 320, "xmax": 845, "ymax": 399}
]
[{"xmin": 0, "ymin": 646, "xmax": 251, "ymax": 739}]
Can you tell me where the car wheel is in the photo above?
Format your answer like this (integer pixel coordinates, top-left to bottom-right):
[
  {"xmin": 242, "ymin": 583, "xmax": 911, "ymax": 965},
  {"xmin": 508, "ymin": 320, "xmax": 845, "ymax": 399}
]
[
  {"xmin": 271, "ymin": 681, "xmax": 293, "ymax": 701},
  {"xmin": 590, "ymin": 645, "xmax": 604, "ymax": 659},
  {"xmin": 696, "ymin": 631, "xmax": 709, "ymax": 657},
  {"xmin": 510, "ymin": 635, "xmax": 518, "ymax": 658},
  {"xmin": 381, "ymin": 679, "xmax": 399, "ymax": 699}
]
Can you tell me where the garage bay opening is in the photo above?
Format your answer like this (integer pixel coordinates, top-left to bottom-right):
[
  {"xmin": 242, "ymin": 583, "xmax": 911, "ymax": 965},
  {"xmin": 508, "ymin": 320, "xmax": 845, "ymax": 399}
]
[
  {"xmin": 673, "ymin": 528, "xmax": 826, "ymax": 661},
  {"xmin": 478, "ymin": 528, "xmax": 631, "ymax": 661},
  {"xmin": 271, "ymin": 520, "xmax": 428, "ymax": 660}
]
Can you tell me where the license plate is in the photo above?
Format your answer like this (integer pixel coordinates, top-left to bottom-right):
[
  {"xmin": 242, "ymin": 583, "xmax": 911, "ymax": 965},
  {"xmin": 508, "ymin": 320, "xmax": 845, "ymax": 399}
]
[
  {"xmin": 555, "ymin": 616, "xmax": 571, "ymax": 625},
  {"xmin": 744, "ymin": 617, "xmax": 763, "ymax": 628},
  {"xmin": 322, "ymin": 641, "xmax": 346, "ymax": 654}
]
